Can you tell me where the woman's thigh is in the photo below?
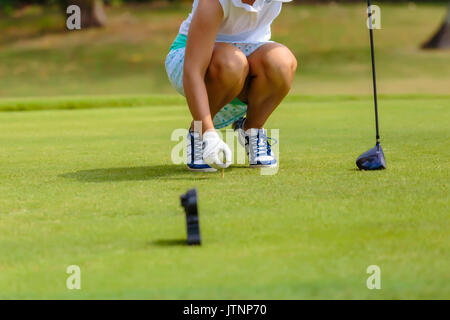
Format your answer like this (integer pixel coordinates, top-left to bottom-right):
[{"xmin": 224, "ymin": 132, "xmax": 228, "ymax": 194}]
[
  {"xmin": 206, "ymin": 42, "xmax": 249, "ymax": 88},
  {"xmin": 205, "ymin": 42, "xmax": 250, "ymax": 118},
  {"xmin": 238, "ymin": 42, "xmax": 297, "ymax": 102},
  {"xmin": 165, "ymin": 42, "xmax": 249, "ymax": 97}
]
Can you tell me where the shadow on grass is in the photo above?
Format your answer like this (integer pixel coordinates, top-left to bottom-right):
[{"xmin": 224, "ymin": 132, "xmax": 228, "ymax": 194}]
[
  {"xmin": 151, "ymin": 239, "xmax": 187, "ymax": 247},
  {"xmin": 60, "ymin": 164, "xmax": 207, "ymax": 182}
]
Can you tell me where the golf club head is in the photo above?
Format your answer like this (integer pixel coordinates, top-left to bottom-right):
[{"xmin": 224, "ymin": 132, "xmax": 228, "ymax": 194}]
[{"xmin": 356, "ymin": 143, "xmax": 386, "ymax": 170}]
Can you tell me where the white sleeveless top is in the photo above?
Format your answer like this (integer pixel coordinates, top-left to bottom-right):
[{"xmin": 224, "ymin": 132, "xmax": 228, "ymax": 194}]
[{"xmin": 178, "ymin": 0, "xmax": 292, "ymax": 43}]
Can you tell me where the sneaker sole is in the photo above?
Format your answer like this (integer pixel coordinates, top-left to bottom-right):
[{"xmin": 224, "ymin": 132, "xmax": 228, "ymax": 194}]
[
  {"xmin": 249, "ymin": 164, "xmax": 278, "ymax": 168},
  {"xmin": 187, "ymin": 166, "xmax": 218, "ymax": 172}
]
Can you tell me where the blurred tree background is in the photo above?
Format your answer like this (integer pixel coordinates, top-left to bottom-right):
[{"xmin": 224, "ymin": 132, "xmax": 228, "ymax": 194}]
[
  {"xmin": 0, "ymin": 0, "xmax": 448, "ymax": 98},
  {"xmin": 422, "ymin": 1, "xmax": 450, "ymax": 48}
]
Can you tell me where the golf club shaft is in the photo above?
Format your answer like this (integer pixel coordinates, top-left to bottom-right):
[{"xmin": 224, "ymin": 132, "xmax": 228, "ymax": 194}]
[{"xmin": 367, "ymin": 0, "xmax": 380, "ymax": 143}]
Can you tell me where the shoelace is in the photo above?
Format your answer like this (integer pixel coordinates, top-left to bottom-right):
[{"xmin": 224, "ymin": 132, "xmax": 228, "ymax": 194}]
[
  {"xmin": 193, "ymin": 134, "xmax": 203, "ymax": 162},
  {"xmin": 249, "ymin": 129, "xmax": 272, "ymax": 158}
]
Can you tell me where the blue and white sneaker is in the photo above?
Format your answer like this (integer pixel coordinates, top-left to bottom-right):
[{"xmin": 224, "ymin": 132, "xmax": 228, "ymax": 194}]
[
  {"xmin": 233, "ymin": 118, "xmax": 277, "ymax": 168},
  {"xmin": 187, "ymin": 129, "xmax": 217, "ymax": 172}
]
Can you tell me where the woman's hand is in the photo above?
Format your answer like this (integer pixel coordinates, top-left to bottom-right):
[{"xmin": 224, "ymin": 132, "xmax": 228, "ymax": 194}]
[
  {"xmin": 183, "ymin": 0, "xmax": 224, "ymax": 133},
  {"xmin": 202, "ymin": 130, "xmax": 232, "ymax": 169}
]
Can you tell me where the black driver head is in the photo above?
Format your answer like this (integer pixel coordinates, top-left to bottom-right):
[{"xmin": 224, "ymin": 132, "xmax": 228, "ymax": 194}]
[
  {"xmin": 356, "ymin": 143, "xmax": 386, "ymax": 170},
  {"xmin": 180, "ymin": 188, "xmax": 201, "ymax": 245}
]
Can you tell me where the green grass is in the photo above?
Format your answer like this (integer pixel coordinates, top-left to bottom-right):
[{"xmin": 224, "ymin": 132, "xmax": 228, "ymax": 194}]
[
  {"xmin": 2, "ymin": 93, "xmax": 449, "ymax": 112},
  {"xmin": 0, "ymin": 3, "xmax": 449, "ymax": 98},
  {"xmin": 0, "ymin": 94, "xmax": 185, "ymax": 111},
  {"xmin": 0, "ymin": 94, "xmax": 448, "ymax": 299},
  {"xmin": 0, "ymin": 1, "xmax": 448, "ymax": 300}
]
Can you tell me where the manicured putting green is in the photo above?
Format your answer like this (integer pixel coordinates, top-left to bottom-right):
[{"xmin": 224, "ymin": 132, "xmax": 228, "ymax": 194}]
[{"xmin": 0, "ymin": 95, "xmax": 448, "ymax": 299}]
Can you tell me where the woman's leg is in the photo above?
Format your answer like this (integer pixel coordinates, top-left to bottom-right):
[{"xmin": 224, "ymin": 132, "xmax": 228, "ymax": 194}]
[
  {"xmin": 205, "ymin": 42, "xmax": 249, "ymax": 118},
  {"xmin": 190, "ymin": 42, "xmax": 249, "ymax": 130},
  {"xmin": 240, "ymin": 43, "xmax": 297, "ymax": 130}
]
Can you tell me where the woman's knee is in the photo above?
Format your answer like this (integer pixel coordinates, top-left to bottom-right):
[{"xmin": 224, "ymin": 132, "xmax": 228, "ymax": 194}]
[
  {"xmin": 251, "ymin": 45, "xmax": 297, "ymax": 91},
  {"xmin": 207, "ymin": 44, "xmax": 249, "ymax": 87}
]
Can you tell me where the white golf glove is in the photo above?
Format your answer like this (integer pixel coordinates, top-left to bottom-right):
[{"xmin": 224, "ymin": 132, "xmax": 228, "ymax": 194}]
[{"xmin": 202, "ymin": 130, "xmax": 232, "ymax": 169}]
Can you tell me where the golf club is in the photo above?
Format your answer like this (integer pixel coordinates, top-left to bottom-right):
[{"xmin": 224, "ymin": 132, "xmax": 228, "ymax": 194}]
[{"xmin": 356, "ymin": 0, "xmax": 387, "ymax": 170}]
